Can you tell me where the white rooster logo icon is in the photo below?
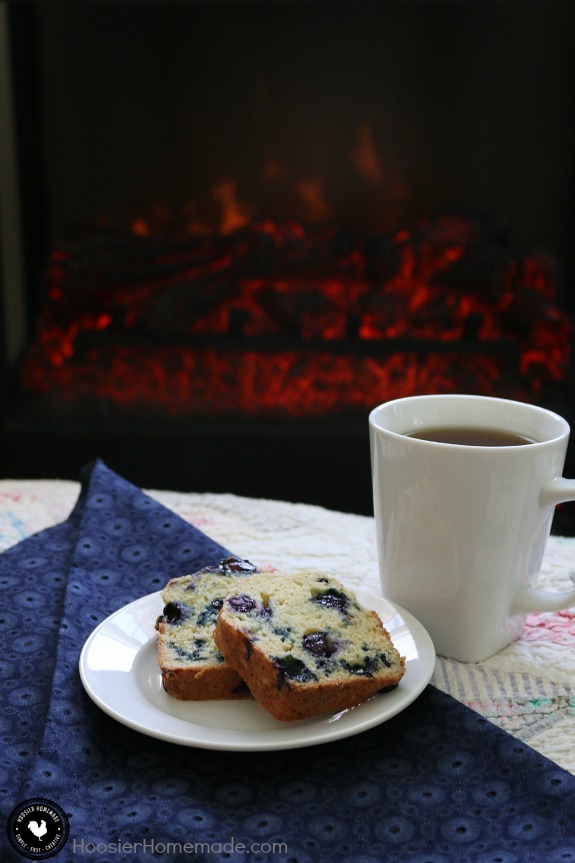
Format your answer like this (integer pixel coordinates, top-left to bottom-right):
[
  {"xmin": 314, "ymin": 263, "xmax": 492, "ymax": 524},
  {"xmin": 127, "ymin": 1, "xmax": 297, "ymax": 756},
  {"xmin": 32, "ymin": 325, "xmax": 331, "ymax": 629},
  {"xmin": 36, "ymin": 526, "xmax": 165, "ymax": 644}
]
[{"xmin": 27, "ymin": 819, "xmax": 48, "ymax": 840}]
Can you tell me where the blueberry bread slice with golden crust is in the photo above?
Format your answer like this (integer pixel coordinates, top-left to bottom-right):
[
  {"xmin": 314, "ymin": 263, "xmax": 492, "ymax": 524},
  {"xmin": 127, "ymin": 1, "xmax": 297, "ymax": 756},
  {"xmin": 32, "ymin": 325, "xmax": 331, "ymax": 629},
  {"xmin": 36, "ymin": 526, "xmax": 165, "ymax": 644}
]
[
  {"xmin": 213, "ymin": 570, "xmax": 405, "ymax": 720},
  {"xmin": 155, "ymin": 557, "xmax": 261, "ymax": 700}
]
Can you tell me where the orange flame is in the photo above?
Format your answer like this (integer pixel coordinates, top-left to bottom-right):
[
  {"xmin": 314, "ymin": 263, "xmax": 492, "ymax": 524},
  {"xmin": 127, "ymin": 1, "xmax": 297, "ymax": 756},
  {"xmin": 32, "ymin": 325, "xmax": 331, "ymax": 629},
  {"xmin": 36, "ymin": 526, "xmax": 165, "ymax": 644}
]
[
  {"xmin": 213, "ymin": 180, "xmax": 252, "ymax": 234},
  {"xmin": 350, "ymin": 121, "xmax": 384, "ymax": 185}
]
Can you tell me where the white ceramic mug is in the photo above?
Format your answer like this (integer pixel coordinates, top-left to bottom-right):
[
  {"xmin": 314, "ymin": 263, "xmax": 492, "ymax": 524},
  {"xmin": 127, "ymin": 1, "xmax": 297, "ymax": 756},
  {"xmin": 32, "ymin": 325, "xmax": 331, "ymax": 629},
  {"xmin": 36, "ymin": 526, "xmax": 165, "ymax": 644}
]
[{"xmin": 369, "ymin": 394, "xmax": 575, "ymax": 662}]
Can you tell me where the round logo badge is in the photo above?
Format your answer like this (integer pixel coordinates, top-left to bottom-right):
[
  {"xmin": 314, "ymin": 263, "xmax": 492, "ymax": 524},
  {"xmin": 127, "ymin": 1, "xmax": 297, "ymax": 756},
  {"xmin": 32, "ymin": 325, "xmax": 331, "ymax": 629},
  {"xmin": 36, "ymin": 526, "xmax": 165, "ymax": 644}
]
[{"xmin": 6, "ymin": 798, "xmax": 69, "ymax": 860}]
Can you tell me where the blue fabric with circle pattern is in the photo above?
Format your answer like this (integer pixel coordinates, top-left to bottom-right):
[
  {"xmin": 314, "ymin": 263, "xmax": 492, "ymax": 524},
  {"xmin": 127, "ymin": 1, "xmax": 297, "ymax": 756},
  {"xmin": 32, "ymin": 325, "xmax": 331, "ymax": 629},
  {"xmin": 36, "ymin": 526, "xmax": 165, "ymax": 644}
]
[{"xmin": 2, "ymin": 459, "xmax": 575, "ymax": 862}]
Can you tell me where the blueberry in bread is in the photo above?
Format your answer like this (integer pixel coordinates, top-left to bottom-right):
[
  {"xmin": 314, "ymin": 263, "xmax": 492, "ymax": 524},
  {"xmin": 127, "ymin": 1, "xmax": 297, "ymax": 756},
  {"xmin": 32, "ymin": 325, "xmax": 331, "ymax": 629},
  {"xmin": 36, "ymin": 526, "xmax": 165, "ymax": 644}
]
[
  {"xmin": 155, "ymin": 557, "xmax": 260, "ymax": 700},
  {"xmin": 213, "ymin": 570, "xmax": 405, "ymax": 720}
]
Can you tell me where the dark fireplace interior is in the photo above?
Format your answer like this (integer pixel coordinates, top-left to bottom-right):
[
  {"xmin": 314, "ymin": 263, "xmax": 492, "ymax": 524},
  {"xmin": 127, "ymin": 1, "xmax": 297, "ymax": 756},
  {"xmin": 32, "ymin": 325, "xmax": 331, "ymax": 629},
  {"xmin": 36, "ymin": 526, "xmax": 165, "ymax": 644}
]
[{"xmin": 1, "ymin": 2, "xmax": 575, "ymax": 524}]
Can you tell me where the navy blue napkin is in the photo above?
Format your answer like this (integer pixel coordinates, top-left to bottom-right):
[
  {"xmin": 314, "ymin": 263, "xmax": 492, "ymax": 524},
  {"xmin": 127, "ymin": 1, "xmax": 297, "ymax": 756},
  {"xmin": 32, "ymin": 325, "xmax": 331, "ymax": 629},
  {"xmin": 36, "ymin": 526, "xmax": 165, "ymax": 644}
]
[{"xmin": 2, "ymin": 460, "xmax": 575, "ymax": 862}]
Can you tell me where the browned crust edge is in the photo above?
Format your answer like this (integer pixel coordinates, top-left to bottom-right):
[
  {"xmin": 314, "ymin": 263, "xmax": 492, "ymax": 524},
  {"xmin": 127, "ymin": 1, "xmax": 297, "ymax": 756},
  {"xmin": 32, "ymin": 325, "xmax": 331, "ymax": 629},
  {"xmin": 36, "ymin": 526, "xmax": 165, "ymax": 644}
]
[{"xmin": 159, "ymin": 663, "xmax": 252, "ymax": 700}]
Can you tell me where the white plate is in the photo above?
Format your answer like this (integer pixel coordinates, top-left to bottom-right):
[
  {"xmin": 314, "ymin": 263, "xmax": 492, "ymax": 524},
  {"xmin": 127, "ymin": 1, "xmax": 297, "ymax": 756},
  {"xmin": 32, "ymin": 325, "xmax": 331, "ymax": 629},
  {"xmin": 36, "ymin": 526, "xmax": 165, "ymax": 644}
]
[{"xmin": 79, "ymin": 588, "xmax": 435, "ymax": 751}]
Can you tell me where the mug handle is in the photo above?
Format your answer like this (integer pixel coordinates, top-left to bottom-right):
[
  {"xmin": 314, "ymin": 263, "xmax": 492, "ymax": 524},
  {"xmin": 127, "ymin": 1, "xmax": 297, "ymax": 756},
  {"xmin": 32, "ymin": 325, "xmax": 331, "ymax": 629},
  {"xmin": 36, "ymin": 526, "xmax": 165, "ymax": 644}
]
[{"xmin": 512, "ymin": 477, "xmax": 575, "ymax": 614}]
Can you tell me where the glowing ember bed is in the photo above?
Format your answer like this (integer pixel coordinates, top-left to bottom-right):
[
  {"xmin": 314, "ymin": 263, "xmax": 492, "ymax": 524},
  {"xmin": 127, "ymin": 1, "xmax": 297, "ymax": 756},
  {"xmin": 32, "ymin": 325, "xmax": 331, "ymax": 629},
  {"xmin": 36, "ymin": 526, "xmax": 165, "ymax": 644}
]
[{"xmin": 18, "ymin": 212, "xmax": 573, "ymax": 421}]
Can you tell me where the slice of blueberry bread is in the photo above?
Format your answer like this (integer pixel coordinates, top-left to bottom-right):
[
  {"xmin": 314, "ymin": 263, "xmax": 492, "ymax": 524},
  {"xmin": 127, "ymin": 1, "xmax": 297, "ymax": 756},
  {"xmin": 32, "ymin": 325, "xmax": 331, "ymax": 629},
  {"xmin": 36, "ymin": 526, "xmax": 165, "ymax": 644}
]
[
  {"xmin": 155, "ymin": 557, "xmax": 262, "ymax": 700},
  {"xmin": 213, "ymin": 570, "xmax": 405, "ymax": 721}
]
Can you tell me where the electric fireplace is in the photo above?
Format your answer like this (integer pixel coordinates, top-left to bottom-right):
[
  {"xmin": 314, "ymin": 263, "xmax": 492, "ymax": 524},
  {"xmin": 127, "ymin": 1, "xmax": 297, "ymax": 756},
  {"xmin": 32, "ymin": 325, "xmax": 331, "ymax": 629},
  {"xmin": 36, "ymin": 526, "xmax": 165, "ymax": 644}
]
[{"xmin": 1, "ymin": 2, "xmax": 575, "ymax": 518}]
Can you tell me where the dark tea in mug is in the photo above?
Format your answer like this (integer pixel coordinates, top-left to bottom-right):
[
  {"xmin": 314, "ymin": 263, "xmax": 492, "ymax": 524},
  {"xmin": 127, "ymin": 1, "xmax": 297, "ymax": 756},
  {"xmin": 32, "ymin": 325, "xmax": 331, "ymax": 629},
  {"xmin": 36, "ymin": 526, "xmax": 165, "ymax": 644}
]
[{"xmin": 406, "ymin": 426, "xmax": 538, "ymax": 446}]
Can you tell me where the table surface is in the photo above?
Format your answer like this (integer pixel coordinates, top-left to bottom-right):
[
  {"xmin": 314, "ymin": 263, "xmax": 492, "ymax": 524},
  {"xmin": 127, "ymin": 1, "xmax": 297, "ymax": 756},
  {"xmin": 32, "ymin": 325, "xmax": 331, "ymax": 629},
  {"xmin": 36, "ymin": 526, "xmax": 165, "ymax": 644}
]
[{"xmin": 2, "ymin": 476, "xmax": 574, "ymax": 778}]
